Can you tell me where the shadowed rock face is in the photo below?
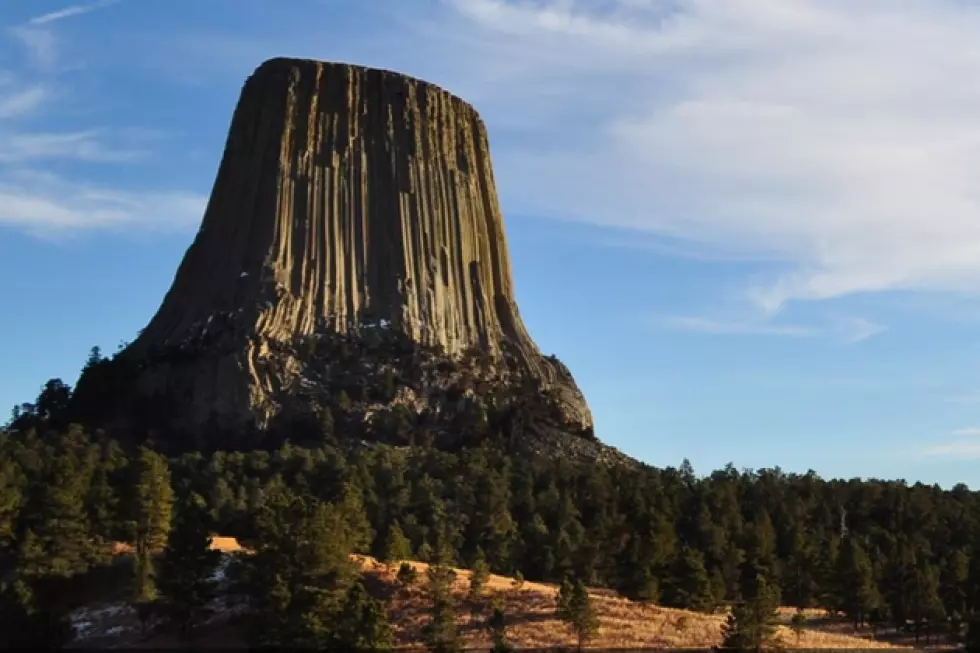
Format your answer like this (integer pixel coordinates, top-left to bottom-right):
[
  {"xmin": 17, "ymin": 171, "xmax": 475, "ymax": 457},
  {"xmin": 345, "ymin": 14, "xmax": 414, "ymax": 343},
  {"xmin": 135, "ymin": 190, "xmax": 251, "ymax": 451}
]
[{"xmin": 123, "ymin": 57, "xmax": 592, "ymax": 435}]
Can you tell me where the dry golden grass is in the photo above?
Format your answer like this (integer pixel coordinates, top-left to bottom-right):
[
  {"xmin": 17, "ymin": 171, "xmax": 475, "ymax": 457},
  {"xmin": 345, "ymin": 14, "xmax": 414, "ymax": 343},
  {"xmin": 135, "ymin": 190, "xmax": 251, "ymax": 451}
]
[
  {"xmin": 104, "ymin": 537, "xmax": 902, "ymax": 650},
  {"xmin": 362, "ymin": 556, "xmax": 901, "ymax": 650}
]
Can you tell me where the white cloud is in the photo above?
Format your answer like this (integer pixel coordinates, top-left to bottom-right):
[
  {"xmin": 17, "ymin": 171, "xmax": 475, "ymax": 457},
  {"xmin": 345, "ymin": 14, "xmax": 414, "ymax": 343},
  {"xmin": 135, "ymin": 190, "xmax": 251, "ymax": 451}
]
[
  {"xmin": 0, "ymin": 171, "xmax": 206, "ymax": 234},
  {"xmin": 0, "ymin": 130, "xmax": 144, "ymax": 162},
  {"xmin": 925, "ymin": 441, "xmax": 980, "ymax": 459},
  {"xmin": 434, "ymin": 0, "xmax": 980, "ymax": 312},
  {"xmin": 657, "ymin": 313, "xmax": 884, "ymax": 343},
  {"xmin": 658, "ymin": 315, "xmax": 816, "ymax": 338},
  {"xmin": 0, "ymin": 86, "xmax": 48, "ymax": 119},
  {"xmin": 951, "ymin": 427, "xmax": 980, "ymax": 437},
  {"xmin": 831, "ymin": 317, "xmax": 886, "ymax": 344},
  {"xmin": 10, "ymin": 27, "xmax": 58, "ymax": 71},
  {"xmin": 28, "ymin": 0, "xmax": 122, "ymax": 26}
]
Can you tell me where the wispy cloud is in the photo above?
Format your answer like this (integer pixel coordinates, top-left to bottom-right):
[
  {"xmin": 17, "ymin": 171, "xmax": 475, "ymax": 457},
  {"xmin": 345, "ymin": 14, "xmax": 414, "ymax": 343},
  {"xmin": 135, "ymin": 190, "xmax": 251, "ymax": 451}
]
[
  {"xmin": 421, "ymin": 0, "xmax": 980, "ymax": 313},
  {"xmin": 923, "ymin": 427, "xmax": 980, "ymax": 458},
  {"xmin": 658, "ymin": 315, "xmax": 818, "ymax": 338},
  {"xmin": 0, "ymin": 86, "xmax": 47, "ymax": 119},
  {"xmin": 0, "ymin": 130, "xmax": 145, "ymax": 162},
  {"xmin": 28, "ymin": 0, "xmax": 122, "ymax": 26},
  {"xmin": 831, "ymin": 316, "xmax": 887, "ymax": 344},
  {"xmin": 0, "ymin": 170, "xmax": 206, "ymax": 234},
  {"xmin": 657, "ymin": 313, "xmax": 885, "ymax": 343},
  {"xmin": 925, "ymin": 441, "xmax": 980, "ymax": 459},
  {"xmin": 10, "ymin": 27, "xmax": 58, "ymax": 71}
]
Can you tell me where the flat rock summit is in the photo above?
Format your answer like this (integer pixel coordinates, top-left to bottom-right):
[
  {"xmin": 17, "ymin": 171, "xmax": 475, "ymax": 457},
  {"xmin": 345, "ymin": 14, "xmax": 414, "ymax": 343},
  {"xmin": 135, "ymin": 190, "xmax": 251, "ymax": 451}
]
[{"xmin": 75, "ymin": 58, "xmax": 600, "ymax": 455}]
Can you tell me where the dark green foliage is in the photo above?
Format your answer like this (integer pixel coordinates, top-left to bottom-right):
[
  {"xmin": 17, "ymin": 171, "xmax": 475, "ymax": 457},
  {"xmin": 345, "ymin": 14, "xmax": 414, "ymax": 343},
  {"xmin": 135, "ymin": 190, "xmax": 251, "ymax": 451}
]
[
  {"xmin": 384, "ymin": 522, "xmax": 413, "ymax": 564},
  {"xmin": 6, "ymin": 346, "xmax": 980, "ymax": 650},
  {"xmin": 242, "ymin": 488, "xmax": 357, "ymax": 648},
  {"xmin": 556, "ymin": 577, "xmax": 599, "ymax": 650},
  {"xmin": 397, "ymin": 561, "xmax": 419, "ymax": 586},
  {"xmin": 0, "ymin": 458, "xmax": 22, "ymax": 553},
  {"xmin": 157, "ymin": 493, "xmax": 221, "ymax": 640},
  {"xmin": 836, "ymin": 537, "xmax": 880, "ymax": 626},
  {"xmin": 556, "ymin": 574, "xmax": 574, "ymax": 616},
  {"xmin": 487, "ymin": 592, "xmax": 513, "ymax": 653},
  {"xmin": 130, "ymin": 446, "xmax": 174, "ymax": 603},
  {"xmin": 468, "ymin": 546, "xmax": 490, "ymax": 600},
  {"xmin": 0, "ymin": 578, "xmax": 73, "ymax": 648},
  {"xmin": 665, "ymin": 546, "xmax": 716, "ymax": 612},
  {"xmin": 717, "ymin": 574, "xmax": 781, "ymax": 652},
  {"xmin": 422, "ymin": 558, "xmax": 459, "ymax": 653},
  {"xmin": 332, "ymin": 577, "xmax": 394, "ymax": 651}
]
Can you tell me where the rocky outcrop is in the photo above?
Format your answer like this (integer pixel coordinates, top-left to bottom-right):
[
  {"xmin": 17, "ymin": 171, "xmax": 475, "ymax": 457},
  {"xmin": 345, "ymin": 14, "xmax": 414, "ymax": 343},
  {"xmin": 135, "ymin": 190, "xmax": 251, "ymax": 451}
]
[{"xmin": 112, "ymin": 58, "xmax": 592, "ymax": 438}]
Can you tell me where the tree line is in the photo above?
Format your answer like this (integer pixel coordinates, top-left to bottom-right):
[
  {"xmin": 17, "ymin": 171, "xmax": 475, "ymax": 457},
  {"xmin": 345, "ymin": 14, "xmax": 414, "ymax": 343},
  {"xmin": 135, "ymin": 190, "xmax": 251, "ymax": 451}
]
[{"xmin": 4, "ymin": 375, "xmax": 980, "ymax": 649}]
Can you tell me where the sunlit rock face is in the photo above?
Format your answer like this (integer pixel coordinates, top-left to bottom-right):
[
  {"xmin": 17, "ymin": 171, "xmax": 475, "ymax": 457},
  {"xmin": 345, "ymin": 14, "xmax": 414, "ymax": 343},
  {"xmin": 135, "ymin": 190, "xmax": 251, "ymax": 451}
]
[{"xmin": 119, "ymin": 58, "xmax": 592, "ymax": 436}]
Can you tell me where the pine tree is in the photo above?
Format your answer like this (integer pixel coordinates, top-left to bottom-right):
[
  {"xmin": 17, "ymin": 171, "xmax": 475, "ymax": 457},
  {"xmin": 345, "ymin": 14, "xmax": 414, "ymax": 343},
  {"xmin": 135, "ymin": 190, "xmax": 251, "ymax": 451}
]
[
  {"xmin": 397, "ymin": 561, "xmax": 418, "ymax": 587},
  {"xmin": 969, "ymin": 550, "xmax": 980, "ymax": 616},
  {"xmin": 244, "ymin": 490, "xmax": 357, "ymax": 647},
  {"xmin": 912, "ymin": 560, "xmax": 946, "ymax": 644},
  {"xmin": 469, "ymin": 547, "xmax": 490, "ymax": 601},
  {"xmin": 666, "ymin": 546, "xmax": 715, "ymax": 612},
  {"xmin": 0, "ymin": 459, "xmax": 21, "ymax": 554},
  {"xmin": 341, "ymin": 481, "xmax": 373, "ymax": 553},
  {"xmin": 837, "ymin": 538, "xmax": 880, "ymax": 627},
  {"xmin": 422, "ymin": 557, "xmax": 459, "ymax": 653},
  {"xmin": 157, "ymin": 493, "xmax": 221, "ymax": 641},
  {"xmin": 510, "ymin": 570, "xmax": 524, "ymax": 593},
  {"xmin": 332, "ymin": 577, "xmax": 394, "ymax": 651},
  {"xmin": 559, "ymin": 579, "xmax": 599, "ymax": 650},
  {"xmin": 556, "ymin": 574, "xmax": 574, "ymax": 614},
  {"xmin": 487, "ymin": 592, "xmax": 513, "ymax": 653},
  {"xmin": 17, "ymin": 528, "xmax": 47, "ymax": 578},
  {"xmin": 383, "ymin": 522, "xmax": 412, "ymax": 566},
  {"xmin": 35, "ymin": 451, "xmax": 92, "ymax": 577},
  {"xmin": 718, "ymin": 574, "xmax": 781, "ymax": 652},
  {"xmin": 131, "ymin": 447, "xmax": 174, "ymax": 606},
  {"xmin": 940, "ymin": 549, "xmax": 970, "ymax": 619}
]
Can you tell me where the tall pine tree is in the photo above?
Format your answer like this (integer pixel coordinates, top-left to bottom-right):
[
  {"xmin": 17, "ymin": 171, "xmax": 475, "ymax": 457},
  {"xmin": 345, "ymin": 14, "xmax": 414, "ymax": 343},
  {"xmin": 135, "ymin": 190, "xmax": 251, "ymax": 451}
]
[
  {"xmin": 130, "ymin": 446, "xmax": 174, "ymax": 604},
  {"xmin": 157, "ymin": 493, "xmax": 221, "ymax": 640}
]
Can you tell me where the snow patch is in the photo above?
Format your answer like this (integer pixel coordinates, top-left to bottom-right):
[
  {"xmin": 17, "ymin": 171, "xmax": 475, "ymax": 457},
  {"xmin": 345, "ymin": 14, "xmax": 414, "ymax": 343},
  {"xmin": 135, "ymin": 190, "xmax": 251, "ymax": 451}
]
[
  {"xmin": 210, "ymin": 555, "xmax": 231, "ymax": 584},
  {"xmin": 72, "ymin": 620, "xmax": 94, "ymax": 637}
]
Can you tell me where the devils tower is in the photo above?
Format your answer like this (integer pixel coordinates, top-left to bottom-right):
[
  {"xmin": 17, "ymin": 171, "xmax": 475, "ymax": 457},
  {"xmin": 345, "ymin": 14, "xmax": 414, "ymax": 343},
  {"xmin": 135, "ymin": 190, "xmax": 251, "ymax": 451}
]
[{"xmin": 74, "ymin": 58, "xmax": 595, "ymax": 452}]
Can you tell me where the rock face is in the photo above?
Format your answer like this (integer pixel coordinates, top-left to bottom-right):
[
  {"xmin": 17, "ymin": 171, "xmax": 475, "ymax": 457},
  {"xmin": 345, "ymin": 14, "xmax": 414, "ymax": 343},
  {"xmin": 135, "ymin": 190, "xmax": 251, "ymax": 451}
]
[{"xmin": 117, "ymin": 58, "xmax": 593, "ymax": 438}]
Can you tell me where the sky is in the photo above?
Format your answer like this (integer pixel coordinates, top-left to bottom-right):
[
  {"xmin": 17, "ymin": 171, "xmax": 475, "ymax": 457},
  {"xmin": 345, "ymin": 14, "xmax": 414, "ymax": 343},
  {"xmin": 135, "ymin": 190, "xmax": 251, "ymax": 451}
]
[{"xmin": 2, "ymin": 0, "xmax": 980, "ymax": 488}]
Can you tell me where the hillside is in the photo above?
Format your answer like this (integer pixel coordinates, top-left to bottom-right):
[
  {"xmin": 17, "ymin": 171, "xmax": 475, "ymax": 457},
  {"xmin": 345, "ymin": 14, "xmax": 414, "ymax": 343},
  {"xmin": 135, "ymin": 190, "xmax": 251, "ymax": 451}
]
[{"xmin": 67, "ymin": 542, "xmax": 907, "ymax": 650}]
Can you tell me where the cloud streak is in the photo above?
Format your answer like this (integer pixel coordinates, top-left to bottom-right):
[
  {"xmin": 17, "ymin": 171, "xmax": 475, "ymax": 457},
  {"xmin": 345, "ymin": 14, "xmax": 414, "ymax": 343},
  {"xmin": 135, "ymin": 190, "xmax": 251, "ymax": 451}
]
[
  {"xmin": 0, "ymin": 86, "xmax": 48, "ymax": 119},
  {"xmin": 28, "ymin": 0, "xmax": 122, "ymax": 26},
  {"xmin": 657, "ymin": 313, "xmax": 884, "ymax": 343},
  {"xmin": 0, "ymin": 171, "xmax": 206, "ymax": 235},
  {"xmin": 0, "ymin": 130, "xmax": 146, "ymax": 163},
  {"xmin": 658, "ymin": 315, "xmax": 817, "ymax": 338},
  {"xmin": 925, "ymin": 441, "xmax": 980, "ymax": 459}
]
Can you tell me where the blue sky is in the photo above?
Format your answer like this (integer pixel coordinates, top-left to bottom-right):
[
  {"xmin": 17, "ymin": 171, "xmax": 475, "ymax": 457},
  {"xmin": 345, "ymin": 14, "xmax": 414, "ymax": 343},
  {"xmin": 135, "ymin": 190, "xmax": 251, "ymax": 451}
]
[{"xmin": 3, "ymin": 0, "xmax": 980, "ymax": 487}]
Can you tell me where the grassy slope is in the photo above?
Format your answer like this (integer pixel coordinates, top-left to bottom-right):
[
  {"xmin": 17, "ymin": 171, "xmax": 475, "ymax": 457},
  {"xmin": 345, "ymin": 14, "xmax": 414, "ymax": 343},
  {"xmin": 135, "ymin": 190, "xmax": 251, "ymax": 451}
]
[{"xmin": 83, "ymin": 535, "xmax": 907, "ymax": 649}]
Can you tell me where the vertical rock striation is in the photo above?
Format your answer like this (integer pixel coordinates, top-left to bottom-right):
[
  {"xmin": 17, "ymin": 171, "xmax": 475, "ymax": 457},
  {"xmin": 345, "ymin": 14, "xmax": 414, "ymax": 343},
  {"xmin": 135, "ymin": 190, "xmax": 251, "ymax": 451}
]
[{"xmin": 119, "ymin": 57, "xmax": 592, "ymax": 437}]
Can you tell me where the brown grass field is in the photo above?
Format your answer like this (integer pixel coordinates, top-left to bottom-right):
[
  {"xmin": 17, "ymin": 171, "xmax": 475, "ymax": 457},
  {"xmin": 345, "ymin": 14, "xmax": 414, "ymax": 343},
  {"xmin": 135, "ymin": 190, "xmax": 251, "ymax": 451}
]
[{"xmin": 71, "ymin": 535, "xmax": 924, "ymax": 650}]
